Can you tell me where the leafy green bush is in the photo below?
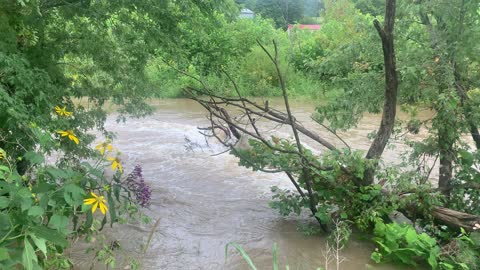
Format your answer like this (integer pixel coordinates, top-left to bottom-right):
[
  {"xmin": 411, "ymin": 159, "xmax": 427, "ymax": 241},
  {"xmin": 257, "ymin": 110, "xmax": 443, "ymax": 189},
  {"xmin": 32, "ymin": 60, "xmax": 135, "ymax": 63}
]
[
  {"xmin": 371, "ymin": 221, "xmax": 479, "ymax": 270},
  {"xmin": 0, "ymin": 127, "xmax": 150, "ymax": 269}
]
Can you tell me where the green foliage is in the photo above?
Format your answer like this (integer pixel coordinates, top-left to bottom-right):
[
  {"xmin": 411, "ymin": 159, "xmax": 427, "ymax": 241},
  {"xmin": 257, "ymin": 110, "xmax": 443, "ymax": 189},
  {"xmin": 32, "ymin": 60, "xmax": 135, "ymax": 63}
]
[
  {"xmin": 372, "ymin": 221, "xmax": 479, "ymax": 270},
  {"xmin": 0, "ymin": 145, "xmax": 149, "ymax": 269},
  {"xmin": 371, "ymin": 221, "xmax": 441, "ymax": 268},
  {"xmin": 269, "ymin": 186, "xmax": 305, "ymax": 216},
  {"xmin": 255, "ymin": 0, "xmax": 305, "ymax": 29},
  {"xmin": 0, "ymin": 0, "xmax": 228, "ymax": 268}
]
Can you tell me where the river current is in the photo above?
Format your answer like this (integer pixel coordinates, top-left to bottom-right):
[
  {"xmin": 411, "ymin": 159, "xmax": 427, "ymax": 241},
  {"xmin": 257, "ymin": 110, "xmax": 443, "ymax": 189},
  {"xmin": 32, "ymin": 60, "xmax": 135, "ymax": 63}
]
[{"xmin": 69, "ymin": 98, "xmax": 426, "ymax": 270}]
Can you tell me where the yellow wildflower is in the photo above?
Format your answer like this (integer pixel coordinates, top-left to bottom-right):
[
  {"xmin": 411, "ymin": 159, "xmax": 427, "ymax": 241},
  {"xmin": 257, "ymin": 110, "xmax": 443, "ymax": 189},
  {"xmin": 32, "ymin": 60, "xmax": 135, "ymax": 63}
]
[
  {"xmin": 107, "ymin": 156, "xmax": 123, "ymax": 173},
  {"xmin": 83, "ymin": 192, "xmax": 108, "ymax": 215},
  {"xmin": 95, "ymin": 141, "xmax": 113, "ymax": 155},
  {"xmin": 57, "ymin": 130, "xmax": 79, "ymax": 144},
  {"xmin": 55, "ymin": 106, "xmax": 73, "ymax": 117}
]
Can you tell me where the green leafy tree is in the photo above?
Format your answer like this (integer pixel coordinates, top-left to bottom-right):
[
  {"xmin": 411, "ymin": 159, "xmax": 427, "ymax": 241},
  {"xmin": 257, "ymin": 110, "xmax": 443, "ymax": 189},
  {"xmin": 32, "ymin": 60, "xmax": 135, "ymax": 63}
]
[
  {"xmin": 255, "ymin": 0, "xmax": 305, "ymax": 29},
  {"xmin": 0, "ymin": 0, "xmax": 237, "ymax": 268}
]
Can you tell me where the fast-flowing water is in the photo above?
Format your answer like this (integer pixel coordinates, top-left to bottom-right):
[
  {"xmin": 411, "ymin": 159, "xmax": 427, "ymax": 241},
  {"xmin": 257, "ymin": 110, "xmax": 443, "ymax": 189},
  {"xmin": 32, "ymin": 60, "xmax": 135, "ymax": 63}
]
[{"xmin": 70, "ymin": 98, "xmax": 430, "ymax": 270}]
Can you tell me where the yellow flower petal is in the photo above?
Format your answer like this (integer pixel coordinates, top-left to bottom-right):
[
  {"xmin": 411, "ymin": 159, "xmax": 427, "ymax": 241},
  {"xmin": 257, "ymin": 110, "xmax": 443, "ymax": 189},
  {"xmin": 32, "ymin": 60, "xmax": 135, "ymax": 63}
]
[
  {"xmin": 99, "ymin": 203, "xmax": 108, "ymax": 215},
  {"xmin": 57, "ymin": 131, "xmax": 68, "ymax": 136},
  {"xmin": 90, "ymin": 192, "xmax": 98, "ymax": 198},
  {"xmin": 91, "ymin": 202, "xmax": 98, "ymax": 213},
  {"xmin": 69, "ymin": 134, "xmax": 79, "ymax": 144},
  {"xmin": 83, "ymin": 198, "xmax": 97, "ymax": 205}
]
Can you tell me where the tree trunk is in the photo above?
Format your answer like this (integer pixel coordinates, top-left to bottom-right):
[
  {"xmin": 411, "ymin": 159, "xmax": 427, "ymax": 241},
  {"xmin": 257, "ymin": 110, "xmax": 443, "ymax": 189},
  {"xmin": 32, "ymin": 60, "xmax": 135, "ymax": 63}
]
[
  {"xmin": 364, "ymin": 0, "xmax": 398, "ymax": 185},
  {"xmin": 432, "ymin": 207, "xmax": 480, "ymax": 232},
  {"xmin": 438, "ymin": 143, "xmax": 454, "ymax": 198}
]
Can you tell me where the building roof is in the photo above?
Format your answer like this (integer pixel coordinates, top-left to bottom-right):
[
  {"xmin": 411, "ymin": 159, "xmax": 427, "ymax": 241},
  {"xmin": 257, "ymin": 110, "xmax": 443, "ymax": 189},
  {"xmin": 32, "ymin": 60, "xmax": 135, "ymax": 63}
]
[{"xmin": 287, "ymin": 24, "xmax": 322, "ymax": 31}]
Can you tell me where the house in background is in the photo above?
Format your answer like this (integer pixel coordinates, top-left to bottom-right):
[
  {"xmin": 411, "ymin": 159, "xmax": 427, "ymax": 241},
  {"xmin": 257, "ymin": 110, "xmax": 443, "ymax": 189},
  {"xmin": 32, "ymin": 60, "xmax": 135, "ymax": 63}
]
[{"xmin": 240, "ymin": 8, "xmax": 255, "ymax": 19}]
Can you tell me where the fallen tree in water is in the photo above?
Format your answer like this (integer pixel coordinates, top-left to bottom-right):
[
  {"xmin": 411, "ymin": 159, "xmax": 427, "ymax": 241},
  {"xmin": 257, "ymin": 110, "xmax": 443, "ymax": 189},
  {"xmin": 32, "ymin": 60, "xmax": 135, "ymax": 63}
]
[
  {"xmin": 180, "ymin": 1, "xmax": 480, "ymax": 234},
  {"xmin": 173, "ymin": 0, "xmax": 480, "ymax": 268}
]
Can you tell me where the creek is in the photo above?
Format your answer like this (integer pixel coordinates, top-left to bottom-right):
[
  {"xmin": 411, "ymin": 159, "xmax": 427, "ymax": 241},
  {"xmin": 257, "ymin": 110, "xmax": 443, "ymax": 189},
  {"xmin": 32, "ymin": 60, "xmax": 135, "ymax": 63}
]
[{"xmin": 70, "ymin": 98, "xmax": 432, "ymax": 270}]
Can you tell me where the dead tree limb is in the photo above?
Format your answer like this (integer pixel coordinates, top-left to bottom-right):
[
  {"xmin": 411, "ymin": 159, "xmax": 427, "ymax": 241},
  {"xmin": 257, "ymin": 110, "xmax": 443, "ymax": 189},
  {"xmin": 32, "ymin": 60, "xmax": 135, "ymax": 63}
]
[{"xmin": 257, "ymin": 39, "xmax": 328, "ymax": 231}]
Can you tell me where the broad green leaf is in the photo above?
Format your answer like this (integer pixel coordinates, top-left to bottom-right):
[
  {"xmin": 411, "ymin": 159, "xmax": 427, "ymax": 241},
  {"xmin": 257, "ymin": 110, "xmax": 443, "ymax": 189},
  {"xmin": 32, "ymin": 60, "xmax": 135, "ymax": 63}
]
[
  {"xmin": 45, "ymin": 168, "xmax": 69, "ymax": 180},
  {"xmin": 22, "ymin": 238, "xmax": 37, "ymax": 270},
  {"xmin": 23, "ymin": 152, "xmax": 44, "ymax": 165},
  {"xmin": 63, "ymin": 184, "xmax": 85, "ymax": 206},
  {"xmin": 404, "ymin": 228, "xmax": 418, "ymax": 245},
  {"xmin": 0, "ymin": 196, "xmax": 9, "ymax": 209},
  {"xmin": 30, "ymin": 226, "xmax": 68, "ymax": 248},
  {"xmin": 29, "ymin": 234, "xmax": 47, "ymax": 258},
  {"xmin": 27, "ymin": 206, "xmax": 44, "ymax": 217},
  {"xmin": 48, "ymin": 214, "xmax": 68, "ymax": 231},
  {"xmin": 31, "ymin": 182, "xmax": 56, "ymax": 193},
  {"xmin": 16, "ymin": 188, "xmax": 33, "ymax": 212}
]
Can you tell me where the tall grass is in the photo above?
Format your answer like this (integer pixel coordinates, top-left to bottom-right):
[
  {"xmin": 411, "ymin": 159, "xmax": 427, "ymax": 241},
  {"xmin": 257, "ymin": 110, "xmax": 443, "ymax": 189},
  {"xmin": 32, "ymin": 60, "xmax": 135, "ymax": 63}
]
[{"xmin": 225, "ymin": 242, "xmax": 324, "ymax": 270}]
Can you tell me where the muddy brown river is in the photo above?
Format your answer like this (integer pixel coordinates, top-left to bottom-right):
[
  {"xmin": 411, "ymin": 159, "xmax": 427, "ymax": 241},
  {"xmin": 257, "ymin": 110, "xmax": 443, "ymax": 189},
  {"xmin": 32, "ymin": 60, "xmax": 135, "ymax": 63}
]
[{"xmin": 70, "ymin": 98, "xmax": 430, "ymax": 270}]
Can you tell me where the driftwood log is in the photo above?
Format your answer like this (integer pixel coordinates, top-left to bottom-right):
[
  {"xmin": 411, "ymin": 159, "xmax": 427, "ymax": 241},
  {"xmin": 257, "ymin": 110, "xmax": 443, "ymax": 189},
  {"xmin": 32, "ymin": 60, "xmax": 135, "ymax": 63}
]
[{"xmin": 432, "ymin": 207, "xmax": 480, "ymax": 232}]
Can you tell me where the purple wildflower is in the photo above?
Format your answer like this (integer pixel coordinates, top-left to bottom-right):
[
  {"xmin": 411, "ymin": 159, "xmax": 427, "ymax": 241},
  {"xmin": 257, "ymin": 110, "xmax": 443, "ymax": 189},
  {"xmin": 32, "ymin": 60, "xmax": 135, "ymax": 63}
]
[{"xmin": 125, "ymin": 165, "xmax": 152, "ymax": 207}]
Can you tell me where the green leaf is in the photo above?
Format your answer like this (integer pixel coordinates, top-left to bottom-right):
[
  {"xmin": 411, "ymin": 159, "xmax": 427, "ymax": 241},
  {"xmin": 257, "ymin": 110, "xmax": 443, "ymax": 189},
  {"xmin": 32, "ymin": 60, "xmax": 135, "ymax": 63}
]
[
  {"xmin": 0, "ymin": 247, "xmax": 10, "ymax": 261},
  {"xmin": 106, "ymin": 192, "xmax": 116, "ymax": 227},
  {"xmin": 63, "ymin": 184, "xmax": 85, "ymax": 206},
  {"xmin": 16, "ymin": 188, "xmax": 33, "ymax": 212},
  {"xmin": 22, "ymin": 238, "xmax": 37, "ymax": 270},
  {"xmin": 100, "ymin": 215, "xmax": 107, "ymax": 231},
  {"xmin": 0, "ymin": 196, "xmax": 9, "ymax": 209},
  {"xmin": 31, "ymin": 182, "xmax": 56, "ymax": 193},
  {"xmin": 24, "ymin": 152, "xmax": 44, "ymax": 165},
  {"xmin": 459, "ymin": 150, "xmax": 474, "ymax": 166},
  {"xmin": 29, "ymin": 234, "xmax": 47, "ymax": 258},
  {"xmin": 427, "ymin": 250, "xmax": 438, "ymax": 269},
  {"xmin": 404, "ymin": 228, "xmax": 418, "ymax": 245},
  {"xmin": 113, "ymin": 184, "xmax": 121, "ymax": 202},
  {"xmin": 84, "ymin": 208, "xmax": 93, "ymax": 229},
  {"xmin": 225, "ymin": 242, "xmax": 257, "ymax": 270},
  {"xmin": 45, "ymin": 168, "xmax": 69, "ymax": 180},
  {"xmin": 29, "ymin": 226, "xmax": 68, "ymax": 248},
  {"xmin": 439, "ymin": 262, "xmax": 454, "ymax": 270},
  {"xmin": 48, "ymin": 214, "xmax": 68, "ymax": 231},
  {"xmin": 27, "ymin": 206, "xmax": 44, "ymax": 217}
]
